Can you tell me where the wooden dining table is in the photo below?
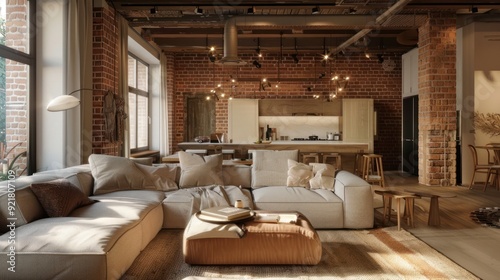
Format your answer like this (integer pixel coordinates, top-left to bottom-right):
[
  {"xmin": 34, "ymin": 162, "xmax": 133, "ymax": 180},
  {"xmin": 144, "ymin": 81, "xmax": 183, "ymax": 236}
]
[{"xmin": 475, "ymin": 145, "xmax": 500, "ymax": 190}]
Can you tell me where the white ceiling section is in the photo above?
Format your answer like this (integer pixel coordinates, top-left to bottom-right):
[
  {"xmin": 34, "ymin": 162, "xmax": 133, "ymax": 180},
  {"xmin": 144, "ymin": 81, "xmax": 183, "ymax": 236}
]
[{"xmin": 112, "ymin": 0, "xmax": 500, "ymax": 56}]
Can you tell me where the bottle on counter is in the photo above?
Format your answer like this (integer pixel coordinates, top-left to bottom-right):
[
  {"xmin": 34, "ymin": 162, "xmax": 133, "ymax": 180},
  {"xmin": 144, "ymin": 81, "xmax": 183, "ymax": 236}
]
[{"xmin": 265, "ymin": 125, "xmax": 272, "ymax": 140}]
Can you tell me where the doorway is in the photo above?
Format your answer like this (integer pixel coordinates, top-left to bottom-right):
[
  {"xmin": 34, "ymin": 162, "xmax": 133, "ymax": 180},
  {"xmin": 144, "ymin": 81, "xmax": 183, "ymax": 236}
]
[
  {"xmin": 403, "ymin": 95, "xmax": 418, "ymax": 175},
  {"xmin": 186, "ymin": 95, "xmax": 216, "ymax": 142}
]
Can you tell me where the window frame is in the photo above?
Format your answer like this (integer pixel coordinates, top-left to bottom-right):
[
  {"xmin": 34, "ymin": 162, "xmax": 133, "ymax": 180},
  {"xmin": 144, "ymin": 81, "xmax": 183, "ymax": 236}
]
[
  {"xmin": 0, "ymin": 1, "xmax": 36, "ymax": 175},
  {"xmin": 128, "ymin": 53, "xmax": 150, "ymax": 153}
]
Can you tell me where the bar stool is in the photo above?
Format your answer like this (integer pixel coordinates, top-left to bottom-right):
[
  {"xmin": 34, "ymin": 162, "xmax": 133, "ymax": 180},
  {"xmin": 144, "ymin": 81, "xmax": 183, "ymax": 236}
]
[
  {"xmin": 362, "ymin": 154, "xmax": 385, "ymax": 187},
  {"xmin": 185, "ymin": 149, "xmax": 208, "ymax": 156},
  {"xmin": 375, "ymin": 190, "xmax": 417, "ymax": 231},
  {"xmin": 322, "ymin": 153, "xmax": 341, "ymax": 169},
  {"xmin": 353, "ymin": 153, "xmax": 367, "ymax": 176},
  {"xmin": 302, "ymin": 153, "xmax": 319, "ymax": 164}
]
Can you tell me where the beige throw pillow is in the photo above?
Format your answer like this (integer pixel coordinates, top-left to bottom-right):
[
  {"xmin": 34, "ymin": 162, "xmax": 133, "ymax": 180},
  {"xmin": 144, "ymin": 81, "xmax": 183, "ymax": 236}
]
[
  {"xmin": 136, "ymin": 164, "xmax": 179, "ymax": 192},
  {"xmin": 178, "ymin": 151, "xmax": 223, "ymax": 188},
  {"xmin": 286, "ymin": 159, "xmax": 313, "ymax": 188},
  {"xmin": 89, "ymin": 154, "xmax": 157, "ymax": 195},
  {"xmin": 251, "ymin": 150, "xmax": 299, "ymax": 188},
  {"xmin": 30, "ymin": 179, "xmax": 95, "ymax": 217},
  {"xmin": 309, "ymin": 163, "xmax": 336, "ymax": 190}
]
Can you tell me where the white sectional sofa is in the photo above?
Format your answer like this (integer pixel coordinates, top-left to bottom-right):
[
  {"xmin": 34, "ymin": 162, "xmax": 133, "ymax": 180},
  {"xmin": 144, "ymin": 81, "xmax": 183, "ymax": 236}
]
[{"xmin": 0, "ymin": 150, "xmax": 373, "ymax": 280}]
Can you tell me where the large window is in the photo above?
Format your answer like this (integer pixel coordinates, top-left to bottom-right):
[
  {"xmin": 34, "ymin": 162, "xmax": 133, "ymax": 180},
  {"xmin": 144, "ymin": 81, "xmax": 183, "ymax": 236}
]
[
  {"xmin": 0, "ymin": 0, "xmax": 34, "ymax": 180},
  {"xmin": 128, "ymin": 54, "xmax": 149, "ymax": 152}
]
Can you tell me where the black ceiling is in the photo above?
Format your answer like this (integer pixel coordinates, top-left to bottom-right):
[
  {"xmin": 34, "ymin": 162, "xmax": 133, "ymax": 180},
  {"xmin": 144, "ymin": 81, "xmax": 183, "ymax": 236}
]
[{"xmin": 111, "ymin": 1, "xmax": 500, "ymax": 55}]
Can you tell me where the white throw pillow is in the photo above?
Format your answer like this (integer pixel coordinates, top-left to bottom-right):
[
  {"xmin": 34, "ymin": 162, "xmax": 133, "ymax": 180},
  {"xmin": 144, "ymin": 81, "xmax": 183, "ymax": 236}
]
[
  {"xmin": 286, "ymin": 159, "xmax": 313, "ymax": 188},
  {"xmin": 251, "ymin": 150, "xmax": 299, "ymax": 188},
  {"xmin": 178, "ymin": 151, "xmax": 223, "ymax": 188},
  {"xmin": 309, "ymin": 163, "xmax": 336, "ymax": 190}
]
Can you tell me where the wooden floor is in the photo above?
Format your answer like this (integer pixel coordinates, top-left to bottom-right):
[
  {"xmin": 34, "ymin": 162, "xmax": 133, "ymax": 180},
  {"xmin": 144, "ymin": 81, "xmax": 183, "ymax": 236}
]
[{"xmin": 376, "ymin": 172, "xmax": 500, "ymax": 280}]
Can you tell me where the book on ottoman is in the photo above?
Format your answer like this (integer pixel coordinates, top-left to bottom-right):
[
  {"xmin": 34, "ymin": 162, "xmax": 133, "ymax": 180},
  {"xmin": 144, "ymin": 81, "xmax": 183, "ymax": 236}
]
[{"xmin": 201, "ymin": 206, "xmax": 252, "ymax": 221}]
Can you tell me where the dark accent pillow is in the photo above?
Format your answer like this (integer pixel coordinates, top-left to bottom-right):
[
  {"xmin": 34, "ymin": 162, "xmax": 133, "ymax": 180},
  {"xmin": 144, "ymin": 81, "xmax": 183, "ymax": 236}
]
[{"xmin": 30, "ymin": 179, "xmax": 96, "ymax": 217}]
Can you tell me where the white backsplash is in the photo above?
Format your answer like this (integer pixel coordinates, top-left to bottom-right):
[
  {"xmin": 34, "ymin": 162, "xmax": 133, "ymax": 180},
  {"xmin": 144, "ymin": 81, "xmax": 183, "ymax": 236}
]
[{"xmin": 259, "ymin": 116, "xmax": 340, "ymax": 140}]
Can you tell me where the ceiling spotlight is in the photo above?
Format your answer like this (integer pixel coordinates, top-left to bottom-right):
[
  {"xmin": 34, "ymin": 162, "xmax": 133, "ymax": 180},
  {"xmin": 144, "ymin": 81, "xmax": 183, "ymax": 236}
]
[
  {"xmin": 194, "ymin": 6, "xmax": 203, "ymax": 15},
  {"xmin": 318, "ymin": 73, "xmax": 326, "ymax": 79},
  {"xmin": 248, "ymin": 7, "xmax": 255, "ymax": 14},
  {"xmin": 255, "ymin": 47, "xmax": 262, "ymax": 58},
  {"xmin": 291, "ymin": 53, "xmax": 299, "ymax": 64},
  {"xmin": 150, "ymin": 6, "xmax": 157, "ymax": 14},
  {"xmin": 349, "ymin": 8, "xmax": 357, "ymax": 14},
  {"xmin": 471, "ymin": 6, "xmax": 478, "ymax": 13},
  {"xmin": 208, "ymin": 54, "xmax": 216, "ymax": 63},
  {"xmin": 253, "ymin": 60, "xmax": 262, "ymax": 68},
  {"xmin": 312, "ymin": 6, "xmax": 320, "ymax": 15},
  {"xmin": 365, "ymin": 51, "xmax": 371, "ymax": 59}
]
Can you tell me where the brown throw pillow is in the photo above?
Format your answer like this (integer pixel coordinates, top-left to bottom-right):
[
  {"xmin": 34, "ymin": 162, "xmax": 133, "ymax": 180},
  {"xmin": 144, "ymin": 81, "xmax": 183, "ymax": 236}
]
[{"xmin": 30, "ymin": 179, "xmax": 95, "ymax": 217}]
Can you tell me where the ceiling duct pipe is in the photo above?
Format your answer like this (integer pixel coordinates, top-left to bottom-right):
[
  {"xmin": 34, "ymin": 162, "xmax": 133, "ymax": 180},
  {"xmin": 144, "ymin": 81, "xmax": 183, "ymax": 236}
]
[
  {"xmin": 329, "ymin": 0, "xmax": 413, "ymax": 55},
  {"xmin": 219, "ymin": 15, "xmax": 381, "ymax": 65}
]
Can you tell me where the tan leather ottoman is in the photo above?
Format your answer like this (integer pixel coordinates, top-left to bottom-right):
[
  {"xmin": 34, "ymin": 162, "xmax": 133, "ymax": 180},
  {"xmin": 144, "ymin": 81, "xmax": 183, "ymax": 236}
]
[{"xmin": 183, "ymin": 212, "xmax": 322, "ymax": 265}]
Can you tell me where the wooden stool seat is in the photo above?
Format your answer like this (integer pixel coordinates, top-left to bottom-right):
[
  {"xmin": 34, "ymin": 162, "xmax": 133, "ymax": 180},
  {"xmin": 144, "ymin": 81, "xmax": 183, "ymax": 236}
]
[
  {"xmin": 362, "ymin": 154, "xmax": 385, "ymax": 187},
  {"xmin": 222, "ymin": 149, "xmax": 235, "ymax": 160},
  {"xmin": 302, "ymin": 153, "xmax": 319, "ymax": 164},
  {"xmin": 322, "ymin": 153, "xmax": 341, "ymax": 169}
]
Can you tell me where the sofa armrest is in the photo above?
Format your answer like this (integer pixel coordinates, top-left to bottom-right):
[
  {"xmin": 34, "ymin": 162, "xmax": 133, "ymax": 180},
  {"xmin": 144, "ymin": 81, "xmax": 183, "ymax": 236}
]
[{"xmin": 334, "ymin": 170, "xmax": 374, "ymax": 228}]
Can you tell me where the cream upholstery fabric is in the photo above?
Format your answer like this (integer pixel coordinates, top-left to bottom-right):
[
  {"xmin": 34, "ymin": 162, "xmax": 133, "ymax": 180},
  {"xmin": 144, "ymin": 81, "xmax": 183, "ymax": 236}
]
[
  {"xmin": 251, "ymin": 150, "xmax": 298, "ymax": 188},
  {"xmin": 178, "ymin": 152, "xmax": 223, "ymax": 188},
  {"xmin": 309, "ymin": 163, "xmax": 336, "ymax": 190},
  {"xmin": 89, "ymin": 154, "xmax": 157, "ymax": 195},
  {"xmin": 252, "ymin": 186, "xmax": 344, "ymax": 229},
  {"xmin": 222, "ymin": 164, "xmax": 252, "ymax": 188},
  {"xmin": 334, "ymin": 170, "xmax": 374, "ymax": 228},
  {"xmin": 286, "ymin": 159, "xmax": 313, "ymax": 188},
  {"xmin": 136, "ymin": 164, "xmax": 178, "ymax": 192}
]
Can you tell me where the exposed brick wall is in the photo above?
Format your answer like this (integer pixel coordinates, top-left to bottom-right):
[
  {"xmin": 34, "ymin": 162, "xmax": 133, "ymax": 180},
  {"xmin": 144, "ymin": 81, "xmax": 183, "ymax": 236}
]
[
  {"xmin": 4, "ymin": 0, "xmax": 28, "ymax": 174},
  {"xmin": 418, "ymin": 12, "xmax": 457, "ymax": 186},
  {"xmin": 168, "ymin": 52, "xmax": 403, "ymax": 170},
  {"xmin": 92, "ymin": 4, "xmax": 120, "ymax": 156}
]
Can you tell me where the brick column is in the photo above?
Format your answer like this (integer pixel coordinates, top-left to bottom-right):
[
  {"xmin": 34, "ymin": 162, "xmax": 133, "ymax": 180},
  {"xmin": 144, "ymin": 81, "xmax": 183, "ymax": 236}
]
[
  {"xmin": 418, "ymin": 13, "xmax": 457, "ymax": 186},
  {"xmin": 92, "ymin": 4, "xmax": 120, "ymax": 156}
]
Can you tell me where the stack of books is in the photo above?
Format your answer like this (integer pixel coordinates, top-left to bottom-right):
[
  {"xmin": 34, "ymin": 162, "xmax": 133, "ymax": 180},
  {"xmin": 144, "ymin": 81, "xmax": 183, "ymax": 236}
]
[{"xmin": 200, "ymin": 206, "xmax": 253, "ymax": 221}]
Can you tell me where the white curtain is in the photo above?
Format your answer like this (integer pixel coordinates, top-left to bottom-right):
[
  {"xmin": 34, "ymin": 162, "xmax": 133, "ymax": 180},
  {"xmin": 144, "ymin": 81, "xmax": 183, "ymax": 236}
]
[
  {"xmin": 118, "ymin": 15, "xmax": 130, "ymax": 157},
  {"xmin": 160, "ymin": 53, "xmax": 170, "ymax": 156},
  {"xmin": 66, "ymin": 0, "xmax": 93, "ymax": 166}
]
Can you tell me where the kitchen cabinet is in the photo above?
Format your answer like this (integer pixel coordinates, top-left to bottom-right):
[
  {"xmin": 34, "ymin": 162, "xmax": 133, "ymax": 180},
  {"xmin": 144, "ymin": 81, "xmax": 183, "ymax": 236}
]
[
  {"xmin": 259, "ymin": 99, "xmax": 341, "ymax": 116},
  {"xmin": 402, "ymin": 48, "xmax": 419, "ymax": 97},
  {"xmin": 228, "ymin": 99, "xmax": 259, "ymax": 143},
  {"xmin": 342, "ymin": 99, "xmax": 374, "ymax": 153}
]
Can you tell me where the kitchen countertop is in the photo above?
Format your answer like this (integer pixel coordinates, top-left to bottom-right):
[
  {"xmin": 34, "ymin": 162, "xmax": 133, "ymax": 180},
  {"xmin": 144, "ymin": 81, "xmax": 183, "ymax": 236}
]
[{"xmin": 178, "ymin": 141, "xmax": 370, "ymax": 154}]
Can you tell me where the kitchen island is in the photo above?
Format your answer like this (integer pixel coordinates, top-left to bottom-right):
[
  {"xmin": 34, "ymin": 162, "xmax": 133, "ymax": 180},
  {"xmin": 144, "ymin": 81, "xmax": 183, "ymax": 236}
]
[
  {"xmin": 179, "ymin": 141, "xmax": 368, "ymax": 153},
  {"xmin": 178, "ymin": 141, "xmax": 369, "ymax": 159}
]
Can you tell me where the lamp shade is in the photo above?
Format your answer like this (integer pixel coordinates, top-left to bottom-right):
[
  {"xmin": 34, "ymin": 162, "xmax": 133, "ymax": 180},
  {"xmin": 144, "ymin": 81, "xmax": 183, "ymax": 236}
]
[{"xmin": 46, "ymin": 95, "xmax": 80, "ymax": 112}]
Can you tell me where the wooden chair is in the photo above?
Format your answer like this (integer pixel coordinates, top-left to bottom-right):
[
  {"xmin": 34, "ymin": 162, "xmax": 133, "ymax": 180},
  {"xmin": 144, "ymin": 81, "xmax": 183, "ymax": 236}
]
[{"xmin": 468, "ymin": 145, "xmax": 498, "ymax": 191}]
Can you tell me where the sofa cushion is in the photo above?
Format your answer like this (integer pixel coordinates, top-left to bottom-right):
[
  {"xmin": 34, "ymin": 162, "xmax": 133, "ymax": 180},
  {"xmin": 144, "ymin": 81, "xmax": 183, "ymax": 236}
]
[
  {"xmin": 30, "ymin": 179, "xmax": 95, "ymax": 217},
  {"xmin": 178, "ymin": 152, "xmax": 223, "ymax": 188},
  {"xmin": 251, "ymin": 150, "xmax": 298, "ymax": 189},
  {"xmin": 286, "ymin": 159, "xmax": 313, "ymax": 188},
  {"xmin": 222, "ymin": 164, "xmax": 252, "ymax": 188},
  {"xmin": 309, "ymin": 164, "xmax": 336, "ymax": 190},
  {"xmin": 135, "ymin": 164, "xmax": 178, "ymax": 192},
  {"xmin": 252, "ymin": 186, "xmax": 344, "ymax": 229}
]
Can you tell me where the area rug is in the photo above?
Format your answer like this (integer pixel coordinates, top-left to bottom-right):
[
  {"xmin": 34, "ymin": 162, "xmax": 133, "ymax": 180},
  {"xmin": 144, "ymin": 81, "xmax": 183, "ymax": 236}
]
[{"xmin": 121, "ymin": 227, "xmax": 478, "ymax": 280}]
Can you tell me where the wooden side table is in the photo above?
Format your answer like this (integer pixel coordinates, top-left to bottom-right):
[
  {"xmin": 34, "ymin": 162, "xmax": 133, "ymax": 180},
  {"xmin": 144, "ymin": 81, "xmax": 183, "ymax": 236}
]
[{"xmin": 404, "ymin": 190, "xmax": 456, "ymax": 226}]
